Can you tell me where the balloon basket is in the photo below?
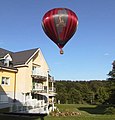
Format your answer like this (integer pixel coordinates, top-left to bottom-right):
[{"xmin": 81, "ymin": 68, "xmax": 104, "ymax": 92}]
[{"xmin": 60, "ymin": 49, "xmax": 64, "ymax": 54}]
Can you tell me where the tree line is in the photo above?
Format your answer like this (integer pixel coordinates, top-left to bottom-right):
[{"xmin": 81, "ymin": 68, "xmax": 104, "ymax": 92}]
[{"xmin": 55, "ymin": 61, "xmax": 115, "ymax": 105}]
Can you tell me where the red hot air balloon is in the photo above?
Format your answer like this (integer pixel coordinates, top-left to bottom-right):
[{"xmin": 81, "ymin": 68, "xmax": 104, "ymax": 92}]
[{"xmin": 42, "ymin": 8, "xmax": 78, "ymax": 54}]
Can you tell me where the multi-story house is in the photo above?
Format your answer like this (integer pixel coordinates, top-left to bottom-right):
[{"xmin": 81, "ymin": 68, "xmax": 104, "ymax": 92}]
[
  {"xmin": 0, "ymin": 48, "xmax": 56, "ymax": 114},
  {"xmin": 0, "ymin": 65, "xmax": 17, "ymax": 109}
]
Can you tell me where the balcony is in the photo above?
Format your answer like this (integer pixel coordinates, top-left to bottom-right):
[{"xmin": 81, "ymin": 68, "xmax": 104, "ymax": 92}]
[
  {"xmin": 49, "ymin": 87, "xmax": 56, "ymax": 97},
  {"xmin": 49, "ymin": 87, "xmax": 56, "ymax": 93},
  {"xmin": 32, "ymin": 83, "xmax": 47, "ymax": 93},
  {"xmin": 48, "ymin": 76, "xmax": 55, "ymax": 82},
  {"xmin": 31, "ymin": 70, "xmax": 47, "ymax": 80}
]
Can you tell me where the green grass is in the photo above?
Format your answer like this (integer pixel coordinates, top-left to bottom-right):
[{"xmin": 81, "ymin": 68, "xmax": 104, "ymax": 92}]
[
  {"xmin": 0, "ymin": 104, "xmax": 115, "ymax": 120},
  {"xmin": 45, "ymin": 115, "xmax": 115, "ymax": 120},
  {"xmin": 54, "ymin": 104, "xmax": 106, "ymax": 115},
  {"xmin": 45, "ymin": 104, "xmax": 115, "ymax": 120}
]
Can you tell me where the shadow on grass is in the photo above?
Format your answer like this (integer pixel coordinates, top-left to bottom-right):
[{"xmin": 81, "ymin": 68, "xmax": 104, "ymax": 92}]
[
  {"xmin": 78, "ymin": 105, "xmax": 107, "ymax": 114},
  {"xmin": 0, "ymin": 114, "xmax": 46, "ymax": 120}
]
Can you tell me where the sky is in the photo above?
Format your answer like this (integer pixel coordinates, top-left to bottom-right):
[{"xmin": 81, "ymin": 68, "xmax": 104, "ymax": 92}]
[{"xmin": 0, "ymin": 0, "xmax": 115, "ymax": 80}]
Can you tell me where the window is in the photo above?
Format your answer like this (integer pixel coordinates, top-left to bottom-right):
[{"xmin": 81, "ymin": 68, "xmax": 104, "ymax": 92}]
[
  {"xmin": 1, "ymin": 77, "xmax": 10, "ymax": 85},
  {"xmin": 32, "ymin": 66, "xmax": 40, "ymax": 75}
]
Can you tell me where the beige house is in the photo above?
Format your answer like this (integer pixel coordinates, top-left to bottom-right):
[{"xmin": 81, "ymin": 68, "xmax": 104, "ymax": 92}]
[
  {"xmin": 0, "ymin": 48, "xmax": 56, "ymax": 114},
  {"xmin": 0, "ymin": 66, "xmax": 17, "ymax": 109}
]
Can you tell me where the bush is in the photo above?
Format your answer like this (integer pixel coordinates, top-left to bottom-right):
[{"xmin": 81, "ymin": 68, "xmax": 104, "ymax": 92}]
[{"xmin": 105, "ymin": 107, "xmax": 115, "ymax": 114}]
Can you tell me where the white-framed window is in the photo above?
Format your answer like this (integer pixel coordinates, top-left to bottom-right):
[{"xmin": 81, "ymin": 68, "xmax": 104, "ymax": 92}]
[
  {"xmin": 1, "ymin": 77, "xmax": 10, "ymax": 85},
  {"xmin": 32, "ymin": 65, "xmax": 40, "ymax": 75}
]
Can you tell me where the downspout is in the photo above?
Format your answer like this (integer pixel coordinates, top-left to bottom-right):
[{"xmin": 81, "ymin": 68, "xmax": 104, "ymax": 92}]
[
  {"xmin": 47, "ymin": 71, "xmax": 49, "ymax": 94},
  {"xmin": 13, "ymin": 72, "xmax": 16, "ymax": 102},
  {"xmin": 46, "ymin": 70, "xmax": 49, "ymax": 114}
]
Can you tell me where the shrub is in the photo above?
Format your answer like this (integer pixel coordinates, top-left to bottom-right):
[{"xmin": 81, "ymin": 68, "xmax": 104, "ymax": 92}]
[{"xmin": 104, "ymin": 107, "xmax": 115, "ymax": 114}]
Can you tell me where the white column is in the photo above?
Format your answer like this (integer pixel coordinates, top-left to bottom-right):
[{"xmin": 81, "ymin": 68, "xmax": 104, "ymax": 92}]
[
  {"xmin": 46, "ymin": 70, "xmax": 49, "ymax": 114},
  {"xmin": 46, "ymin": 70, "xmax": 49, "ymax": 101},
  {"xmin": 52, "ymin": 81, "xmax": 54, "ymax": 91},
  {"xmin": 23, "ymin": 93, "xmax": 26, "ymax": 104},
  {"xmin": 52, "ymin": 97, "xmax": 54, "ymax": 111},
  {"xmin": 29, "ymin": 92, "xmax": 32, "ymax": 99}
]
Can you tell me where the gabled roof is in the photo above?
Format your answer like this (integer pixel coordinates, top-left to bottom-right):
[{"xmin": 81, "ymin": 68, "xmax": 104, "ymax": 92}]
[
  {"xmin": 0, "ymin": 48, "xmax": 39, "ymax": 67},
  {"xmin": 13, "ymin": 48, "xmax": 39, "ymax": 66},
  {"xmin": 0, "ymin": 48, "xmax": 13, "ymax": 58}
]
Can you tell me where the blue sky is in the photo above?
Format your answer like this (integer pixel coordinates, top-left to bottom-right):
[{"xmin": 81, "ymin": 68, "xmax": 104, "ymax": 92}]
[{"xmin": 0, "ymin": 0, "xmax": 115, "ymax": 80}]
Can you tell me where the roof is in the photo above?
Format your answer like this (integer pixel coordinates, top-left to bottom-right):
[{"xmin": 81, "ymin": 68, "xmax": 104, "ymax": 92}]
[
  {"xmin": 0, "ymin": 48, "xmax": 39, "ymax": 67},
  {"xmin": 0, "ymin": 48, "xmax": 13, "ymax": 58},
  {"xmin": 13, "ymin": 48, "xmax": 39, "ymax": 66}
]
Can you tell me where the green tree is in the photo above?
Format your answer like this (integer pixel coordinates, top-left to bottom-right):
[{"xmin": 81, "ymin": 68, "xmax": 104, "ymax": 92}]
[
  {"xmin": 55, "ymin": 81, "xmax": 68, "ymax": 104},
  {"xmin": 107, "ymin": 60, "xmax": 115, "ymax": 104},
  {"xmin": 68, "ymin": 88, "xmax": 82, "ymax": 104},
  {"xmin": 108, "ymin": 60, "xmax": 115, "ymax": 79},
  {"xmin": 96, "ymin": 87, "xmax": 109, "ymax": 103}
]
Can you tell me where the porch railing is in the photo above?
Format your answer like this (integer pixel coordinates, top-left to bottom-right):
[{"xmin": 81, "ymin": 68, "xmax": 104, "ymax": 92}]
[
  {"xmin": 32, "ymin": 85, "xmax": 47, "ymax": 93},
  {"xmin": 10, "ymin": 99, "xmax": 49, "ymax": 113},
  {"xmin": 49, "ymin": 87, "xmax": 56, "ymax": 92},
  {"xmin": 32, "ymin": 70, "xmax": 46, "ymax": 77}
]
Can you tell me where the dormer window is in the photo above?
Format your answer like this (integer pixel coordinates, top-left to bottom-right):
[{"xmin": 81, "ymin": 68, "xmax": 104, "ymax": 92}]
[
  {"xmin": 3, "ymin": 54, "xmax": 13, "ymax": 67},
  {"xmin": 4, "ymin": 59, "xmax": 10, "ymax": 67},
  {"xmin": 0, "ymin": 58, "xmax": 4, "ymax": 65}
]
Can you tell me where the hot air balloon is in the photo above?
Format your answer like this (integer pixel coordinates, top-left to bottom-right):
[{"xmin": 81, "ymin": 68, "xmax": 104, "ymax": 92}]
[{"xmin": 42, "ymin": 8, "xmax": 78, "ymax": 54}]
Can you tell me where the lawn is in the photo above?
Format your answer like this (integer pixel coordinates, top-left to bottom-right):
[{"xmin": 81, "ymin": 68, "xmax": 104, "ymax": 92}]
[
  {"xmin": 0, "ymin": 104, "xmax": 115, "ymax": 120},
  {"xmin": 45, "ymin": 104, "xmax": 115, "ymax": 120}
]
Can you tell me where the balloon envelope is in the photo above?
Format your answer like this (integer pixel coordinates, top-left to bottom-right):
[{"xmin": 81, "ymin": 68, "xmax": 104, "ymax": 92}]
[{"xmin": 42, "ymin": 8, "xmax": 78, "ymax": 54}]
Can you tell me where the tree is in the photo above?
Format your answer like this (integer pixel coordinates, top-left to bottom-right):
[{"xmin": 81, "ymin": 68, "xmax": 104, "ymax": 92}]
[
  {"xmin": 55, "ymin": 80, "xmax": 112, "ymax": 104},
  {"xmin": 96, "ymin": 87, "xmax": 109, "ymax": 103},
  {"xmin": 107, "ymin": 60, "xmax": 115, "ymax": 104},
  {"xmin": 68, "ymin": 88, "xmax": 82, "ymax": 104},
  {"xmin": 55, "ymin": 81, "xmax": 67, "ymax": 104},
  {"xmin": 56, "ymin": 92, "xmax": 68, "ymax": 104},
  {"xmin": 108, "ymin": 60, "xmax": 115, "ymax": 80}
]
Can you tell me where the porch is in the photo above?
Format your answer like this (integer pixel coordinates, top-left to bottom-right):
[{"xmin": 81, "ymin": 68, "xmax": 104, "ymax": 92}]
[{"xmin": 10, "ymin": 99, "xmax": 49, "ymax": 114}]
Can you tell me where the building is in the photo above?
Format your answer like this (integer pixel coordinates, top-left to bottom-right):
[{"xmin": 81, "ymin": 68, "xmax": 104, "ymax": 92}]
[{"xmin": 0, "ymin": 48, "xmax": 56, "ymax": 114}]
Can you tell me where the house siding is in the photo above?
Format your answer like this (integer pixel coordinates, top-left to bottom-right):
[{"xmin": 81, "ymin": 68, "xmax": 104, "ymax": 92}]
[
  {"xmin": 15, "ymin": 66, "xmax": 32, "ymax": 93},
  {"xmin": 15, "ymin": 49, "xmax": 49, "ymax": 103},
  {"xmin": 0, "ymin": 69, "xmax": 16, "ymax": 104},
  {"xmin": 0, "ymin": 48, "xmax": 56, "ymax": 113},
  {"xmin": 0, "ymin": 70, "xmax": 15, "ymax": 93}
]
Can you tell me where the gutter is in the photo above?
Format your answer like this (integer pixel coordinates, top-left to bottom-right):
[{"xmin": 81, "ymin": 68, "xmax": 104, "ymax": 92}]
[
  {"xmin": 0, "ymin": 66, "xmax": 18, "ymax": 72},
  {"xmin": 13, "ymin": 64, "xmax": 28, "ymax": 68},
  {"xmin": 13, "ymin": 72, "xmax": 16, "ymax": 102}
]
